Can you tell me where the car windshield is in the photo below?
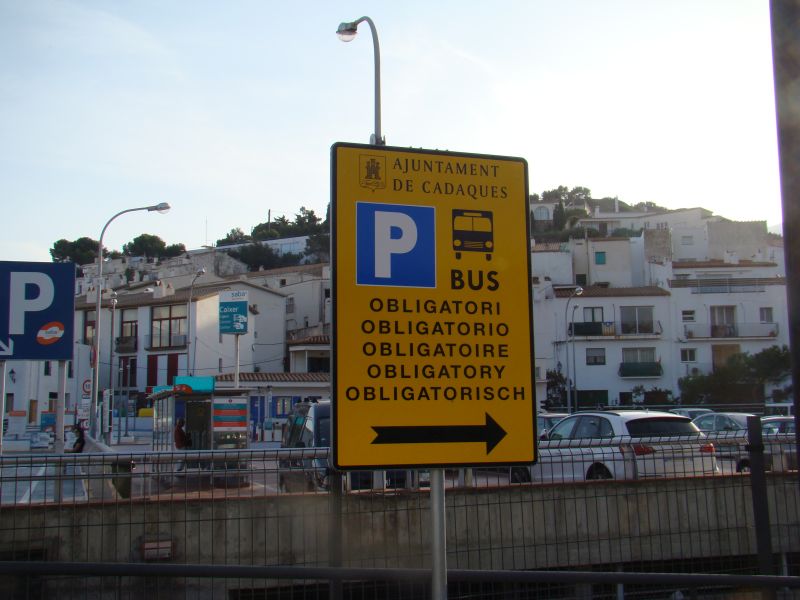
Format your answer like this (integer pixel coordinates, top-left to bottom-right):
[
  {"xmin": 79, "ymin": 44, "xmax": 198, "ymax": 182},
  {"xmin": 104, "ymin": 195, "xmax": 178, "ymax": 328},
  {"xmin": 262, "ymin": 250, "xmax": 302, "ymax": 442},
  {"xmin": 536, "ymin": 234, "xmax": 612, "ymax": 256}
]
[{"xmin": 625, "ymin": 417, "xmax": 699, "ymax": 436}]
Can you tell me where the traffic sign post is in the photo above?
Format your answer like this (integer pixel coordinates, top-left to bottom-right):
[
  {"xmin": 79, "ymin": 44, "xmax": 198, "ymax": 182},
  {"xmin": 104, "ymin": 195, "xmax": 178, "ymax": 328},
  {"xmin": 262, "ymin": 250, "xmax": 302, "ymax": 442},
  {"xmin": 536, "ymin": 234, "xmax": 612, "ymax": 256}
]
[
  {"xmin": 219, "ymin": 290, "xmax": 248, "ymax": 388},
  {"xmin": 0, "ymin": 262, "xmax": 75, "ymax": 361},
  {"xmin": 331, "ymin": 143, "xmax": 535, "ymax": 470},
  {"xmin": 0, "ymin": 262, "xmax": 75, "ymax": 455}
]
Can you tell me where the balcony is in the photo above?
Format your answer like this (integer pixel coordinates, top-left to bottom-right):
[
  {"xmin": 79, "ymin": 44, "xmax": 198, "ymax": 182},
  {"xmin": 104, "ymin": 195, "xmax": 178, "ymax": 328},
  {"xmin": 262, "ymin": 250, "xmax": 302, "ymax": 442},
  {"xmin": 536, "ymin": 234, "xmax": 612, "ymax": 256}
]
[
  {"xmin": 568, "ymin": 322, "xmax": 617, "ymax": 336},
  {"xmin": 618, "ymin": 362, "xmax": 663, "ymax": 378},
  {"xmin": 683, "ymin": 322, "xmax": 779, "ymax": 340},
  {"xmin": 115, "ymin": 336, "xmax": 138, "ymax": 353},
  {"xmin": 145, "ymin": 334, "xmax": 187, "ymax": 350}
]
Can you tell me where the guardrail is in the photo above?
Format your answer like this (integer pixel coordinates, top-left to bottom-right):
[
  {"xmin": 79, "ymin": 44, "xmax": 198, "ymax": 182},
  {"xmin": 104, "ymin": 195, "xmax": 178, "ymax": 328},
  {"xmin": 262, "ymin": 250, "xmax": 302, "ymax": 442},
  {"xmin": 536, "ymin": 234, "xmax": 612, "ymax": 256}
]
[{"xmin": 0, "ymin": 426, "xmax": 797, "ymax": 598}]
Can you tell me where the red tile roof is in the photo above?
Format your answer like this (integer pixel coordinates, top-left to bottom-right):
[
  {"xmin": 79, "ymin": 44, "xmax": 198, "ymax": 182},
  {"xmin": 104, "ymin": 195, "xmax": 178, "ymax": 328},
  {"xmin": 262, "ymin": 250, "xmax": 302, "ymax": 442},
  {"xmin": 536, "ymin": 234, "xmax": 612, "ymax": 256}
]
[
  {"xmin": 216, "ymin": 372, "xmax": 329, "ymax": 384},
  {"xmin": 554, "ymin": 286, "xmax": 670, "ymax": 298},
  {"xmin": 288, "ymin": 335, "xmax": 330, "ymax": 346}
]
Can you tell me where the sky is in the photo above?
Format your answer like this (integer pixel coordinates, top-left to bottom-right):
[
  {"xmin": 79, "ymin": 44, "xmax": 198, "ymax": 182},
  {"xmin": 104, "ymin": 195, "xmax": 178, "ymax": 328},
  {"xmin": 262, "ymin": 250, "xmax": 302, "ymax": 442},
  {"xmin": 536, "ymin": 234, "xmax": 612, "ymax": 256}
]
[{"xmin": 0, "ymin": 1, "xmax": 783, "ymax": 263}]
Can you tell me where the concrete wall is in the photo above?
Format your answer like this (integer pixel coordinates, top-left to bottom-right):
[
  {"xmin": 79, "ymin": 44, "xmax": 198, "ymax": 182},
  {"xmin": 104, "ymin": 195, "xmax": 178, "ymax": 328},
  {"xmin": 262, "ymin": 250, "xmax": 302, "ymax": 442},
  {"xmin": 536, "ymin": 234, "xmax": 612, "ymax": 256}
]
[{"xmin": 1, "ymin": 476, "xmax": 796, "ymax": 577}]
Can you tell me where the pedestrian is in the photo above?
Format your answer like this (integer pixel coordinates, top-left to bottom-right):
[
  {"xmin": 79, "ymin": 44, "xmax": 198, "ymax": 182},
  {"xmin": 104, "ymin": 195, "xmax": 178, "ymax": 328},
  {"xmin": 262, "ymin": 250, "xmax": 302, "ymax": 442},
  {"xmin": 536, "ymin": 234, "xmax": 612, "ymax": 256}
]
[
  {"xmin": 174, "ymin": 418, "xmax": 191, "ymax": 450},
  {"xmin": 67, "ymin": 424, "xmax": 85, "ymax": 453}
]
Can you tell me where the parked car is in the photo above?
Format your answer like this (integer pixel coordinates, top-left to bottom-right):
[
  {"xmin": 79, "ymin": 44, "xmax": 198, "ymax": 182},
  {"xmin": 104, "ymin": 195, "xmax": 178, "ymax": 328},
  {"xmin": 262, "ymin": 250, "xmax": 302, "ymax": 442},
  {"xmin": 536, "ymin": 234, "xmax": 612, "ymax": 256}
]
[
  {"xmin": 761, "ymin": 415, "xmax": 796, "ymax": 435},
  {"xmin": 761, "ymin": 416, "xmax": 797, "ymax": 471},
  {"xmin": 510, "ymin": 410, "xmax": 718, "ymax": 483},
  {"xmin": 688, "ymin": 412, "xmax": 796, "ymax": 473},
  {"xmin": 691, "ymin": 412, "xmax": 753, "ymax": 434},
  {"xmin": 538, "ymin": 412, "xmax": 567, "ymax": 437},
  {"xmin": 278, "ymin": 401, "xmax": 414, "ymax": 492},
  {"xmin": 670, "ymin": 408, "xmax": 714, "ymax": 420}
]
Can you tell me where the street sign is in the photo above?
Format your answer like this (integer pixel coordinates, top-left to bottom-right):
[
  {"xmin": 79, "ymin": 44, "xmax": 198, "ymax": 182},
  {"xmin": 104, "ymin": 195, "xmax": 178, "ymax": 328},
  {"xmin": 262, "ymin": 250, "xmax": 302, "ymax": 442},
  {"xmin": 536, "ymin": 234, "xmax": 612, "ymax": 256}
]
[
  {"xmin": 0, "ymin": 261, "xmax": 75, "ymax": 361},
  {"xmin": 219, "ymin": 290, "xmax": 248, "ymax": 335},
  {"xmin": 331, "ymin": 143, "xmax": 535, "ymax": 470},
  {"xmin": 213, "ymin": 397, "xmax": 248, "ymax": 431}
]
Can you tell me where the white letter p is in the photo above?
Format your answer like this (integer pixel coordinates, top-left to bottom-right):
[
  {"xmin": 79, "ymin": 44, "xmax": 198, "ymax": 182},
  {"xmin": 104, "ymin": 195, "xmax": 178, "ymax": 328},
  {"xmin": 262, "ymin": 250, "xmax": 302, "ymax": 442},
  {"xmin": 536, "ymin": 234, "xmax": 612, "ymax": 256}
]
[{"xmin": 374, "ymin": 211, "xmax": 418, "ymax": 278}]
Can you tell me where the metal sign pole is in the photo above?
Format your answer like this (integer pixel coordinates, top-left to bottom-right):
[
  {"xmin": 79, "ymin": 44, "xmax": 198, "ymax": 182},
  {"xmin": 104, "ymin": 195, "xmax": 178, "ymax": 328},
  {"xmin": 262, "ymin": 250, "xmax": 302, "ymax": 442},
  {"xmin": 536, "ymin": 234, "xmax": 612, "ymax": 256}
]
[
  {"xmin": 431, "ymin": 468, "xmax": 447, "ymax": 600},
  {"xmin": 234, "ymin": 334, "xmax": 240, "ymax": 389},
  {"xmin": 0, "ymin": 360, "xmax": 6, "ymax": 456},
  {"xmin": 55, "ymin": 360, "xmax": 66, "ymax": 454}
]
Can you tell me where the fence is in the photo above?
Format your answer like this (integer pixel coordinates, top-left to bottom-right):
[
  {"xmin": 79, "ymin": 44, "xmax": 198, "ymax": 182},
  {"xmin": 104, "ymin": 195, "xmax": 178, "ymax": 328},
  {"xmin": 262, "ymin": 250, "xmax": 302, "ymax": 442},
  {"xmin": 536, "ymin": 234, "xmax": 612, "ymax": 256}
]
[{"xmin": 0, "ymin": 427, "xmax": 799, "ymax": 598}]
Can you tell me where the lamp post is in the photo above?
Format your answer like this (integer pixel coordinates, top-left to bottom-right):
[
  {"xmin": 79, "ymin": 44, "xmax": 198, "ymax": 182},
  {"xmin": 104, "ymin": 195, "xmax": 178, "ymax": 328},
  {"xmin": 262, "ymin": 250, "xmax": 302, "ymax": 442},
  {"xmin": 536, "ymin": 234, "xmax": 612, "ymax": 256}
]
[
  {"xmin": 187, "ymin": 266, "xmax": 206, "ymax": 376},
  {"xmin": 336, "ymin": 16, "xmax": 384, "ymax": 146},
  {"xmin": 564, "ymin": 286, "xmax": 583, "ymax": 413},
  {"xmin": 107, "ymin": 293, "xmax": 117, "ymax": 444},
  {"xmin": 90, "ymin": 202, "xmax": 170, "ymax": 438}
]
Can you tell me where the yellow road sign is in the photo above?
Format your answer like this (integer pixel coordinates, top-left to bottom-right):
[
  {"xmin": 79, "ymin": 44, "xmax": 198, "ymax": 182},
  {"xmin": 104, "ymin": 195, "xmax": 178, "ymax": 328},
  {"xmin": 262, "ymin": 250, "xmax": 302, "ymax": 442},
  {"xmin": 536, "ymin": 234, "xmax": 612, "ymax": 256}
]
[{"xmin": 332, "ymin": 143, "xmax": 535, "ymax": 469}]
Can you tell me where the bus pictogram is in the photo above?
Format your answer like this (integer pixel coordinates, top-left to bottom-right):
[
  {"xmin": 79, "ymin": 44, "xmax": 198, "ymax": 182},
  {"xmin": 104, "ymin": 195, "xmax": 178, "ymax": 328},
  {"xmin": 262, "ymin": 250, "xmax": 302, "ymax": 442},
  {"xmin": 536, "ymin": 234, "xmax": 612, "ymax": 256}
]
[{"xmin": 452, "ymin": 209, "xmax": 494, "ymax": 261}]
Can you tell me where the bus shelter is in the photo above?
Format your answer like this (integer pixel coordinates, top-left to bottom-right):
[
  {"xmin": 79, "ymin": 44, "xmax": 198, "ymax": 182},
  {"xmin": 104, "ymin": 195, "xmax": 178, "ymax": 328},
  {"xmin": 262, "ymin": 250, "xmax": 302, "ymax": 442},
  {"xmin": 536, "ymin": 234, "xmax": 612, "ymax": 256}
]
[{"xmin": 148, "ymin": 377, "xmax": 251, "ymax": 487}]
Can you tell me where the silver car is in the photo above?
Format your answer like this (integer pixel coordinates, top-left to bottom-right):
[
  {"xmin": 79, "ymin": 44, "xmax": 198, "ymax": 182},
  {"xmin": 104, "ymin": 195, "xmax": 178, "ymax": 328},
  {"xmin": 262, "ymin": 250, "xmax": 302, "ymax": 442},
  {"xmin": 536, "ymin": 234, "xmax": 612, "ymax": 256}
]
[{"xmin": 511, "ymin": 410, "xmax": 718, "ymax": 483}]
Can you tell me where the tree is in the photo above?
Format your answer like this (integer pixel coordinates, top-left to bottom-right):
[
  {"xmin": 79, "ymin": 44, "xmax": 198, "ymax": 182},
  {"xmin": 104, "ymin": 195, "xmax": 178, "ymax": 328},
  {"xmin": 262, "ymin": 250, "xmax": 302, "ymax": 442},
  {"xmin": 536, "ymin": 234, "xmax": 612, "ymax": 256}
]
[
  {"xmin": 678, "ymin": 345, "xmax": 790, "ymax": 405},
  {"xmin": 305, "ymin": 232, "xmax": 330, "ymax": 263},
  {"xmin": 552, "ymin": 202, "xmax": 566, "ymax": 231},
  {"xmin": 567, "ymin": 186, "xmax": 592, "ymax": 206},
  {"xmin": 546, "ymin": 369, "xmax": 566, "ymax": 409},
  {"xmin": 50, "ymin": 237, "xmax": 101, "ymax": 265},
  {"xmin": 541, "ymin": 186, "xmax": 569, "ymax": 205},
  {"xmin": 229, "ymin": 242, "xmax": 303, "ymax": 271},
  {"xmin": 217, "ymin": 228, "xmax": 251, "ymax": 247},
  {"xmin": 122, "ymin": 234, "xmax": 167, "ymax": 258},
  {"xmin": 163, "ymin": 243, "xmax": 187, "ymax": 258},
  {"xmin": 252, "ymin": 207, "xmax": 325, "ymax": 241}
]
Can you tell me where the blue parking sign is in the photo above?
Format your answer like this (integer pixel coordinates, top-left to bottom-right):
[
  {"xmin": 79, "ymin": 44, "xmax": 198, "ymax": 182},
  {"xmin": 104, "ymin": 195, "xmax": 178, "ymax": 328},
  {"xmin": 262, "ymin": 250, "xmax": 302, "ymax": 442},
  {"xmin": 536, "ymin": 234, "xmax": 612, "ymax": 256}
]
[
  {"xmin": 356, "ymin": 202, "xmax": 436, "ymax": 288},
  {"xmin": 0, "ymin": 261, "xmax": 76, "ymax": 360}
]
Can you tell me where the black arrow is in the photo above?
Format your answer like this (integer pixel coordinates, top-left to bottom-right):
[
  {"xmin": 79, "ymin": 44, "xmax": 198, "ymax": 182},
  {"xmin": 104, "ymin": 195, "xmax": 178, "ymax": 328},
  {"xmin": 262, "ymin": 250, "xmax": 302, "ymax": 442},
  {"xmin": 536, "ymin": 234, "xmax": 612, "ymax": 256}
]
[{"xmin": 371, "ymin": 413, "xmax": 507, "ymax": 454}]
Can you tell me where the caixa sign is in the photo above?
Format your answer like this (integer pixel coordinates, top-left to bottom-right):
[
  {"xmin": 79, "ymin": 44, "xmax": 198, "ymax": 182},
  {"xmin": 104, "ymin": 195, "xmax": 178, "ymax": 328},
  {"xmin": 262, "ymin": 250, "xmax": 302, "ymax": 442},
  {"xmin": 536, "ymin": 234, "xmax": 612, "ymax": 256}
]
[{"xmin": 0, "ymin": 261, "xmax": 76, "ymax": 360}]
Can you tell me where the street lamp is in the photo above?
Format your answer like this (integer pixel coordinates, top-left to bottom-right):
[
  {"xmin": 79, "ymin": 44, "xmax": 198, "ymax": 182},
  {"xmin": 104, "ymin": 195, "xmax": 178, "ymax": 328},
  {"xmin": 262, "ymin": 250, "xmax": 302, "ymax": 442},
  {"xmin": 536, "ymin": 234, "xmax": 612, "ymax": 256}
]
[
  {"xmin": 108, "ymin": 292, "xmax": 117, "ymax": 444},
  {"xmin": 336, "ymin": 16, "xmax": 384, "ymax": 146},
  {"xmin": 187, "ymin": 266, "xmax": 206, "ymax": 376},
  {"xmin": 564, "ymin": 286, "xmax": 583, "ymax": 413},
  {"xmin": 90, "ymin": 202, "xmax": 170, "ymax": 438}
]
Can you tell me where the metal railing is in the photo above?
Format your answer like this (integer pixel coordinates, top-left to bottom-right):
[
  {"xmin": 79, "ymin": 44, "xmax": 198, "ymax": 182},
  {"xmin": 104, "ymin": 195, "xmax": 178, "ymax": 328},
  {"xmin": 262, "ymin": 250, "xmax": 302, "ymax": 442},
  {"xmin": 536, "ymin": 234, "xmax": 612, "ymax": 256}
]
[
  {"xmin": 0, "ymin": 428, "xmax": 798, "ymax": 598},
  {"xmin": 684, "ymin": 322, "xmax": 780, "ymax": 339}
]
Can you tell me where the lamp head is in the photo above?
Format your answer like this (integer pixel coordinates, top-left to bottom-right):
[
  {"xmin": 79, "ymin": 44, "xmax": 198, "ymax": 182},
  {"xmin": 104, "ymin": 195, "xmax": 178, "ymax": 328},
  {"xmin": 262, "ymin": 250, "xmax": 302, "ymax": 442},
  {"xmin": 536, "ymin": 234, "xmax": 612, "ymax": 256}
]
[
  {"xmin": 575, "ymin": 286, "xmax": 584, "ymax": 296},
  {"xmin": 148, "ymin": 202, "xmax": 171, "ymax": 214},
  {"xmin": 336, "ymin": 22, "xmax": 358, "ymax": 42},
  {"xmin": 197, "ymin": 266, "xmax": 207, "ymax": 276}
]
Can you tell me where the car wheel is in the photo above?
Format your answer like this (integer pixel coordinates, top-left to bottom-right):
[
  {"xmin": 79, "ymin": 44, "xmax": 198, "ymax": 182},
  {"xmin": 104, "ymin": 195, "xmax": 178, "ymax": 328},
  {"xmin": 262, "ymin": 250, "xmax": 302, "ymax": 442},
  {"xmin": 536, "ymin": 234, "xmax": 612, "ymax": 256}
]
[
  {"xmin": 510, "ymin": 467, "xmax": 531, "ymax": 484},
  {"xmin": 736, "ymin": 460, "xmax": 751, "ymax": 473},
  {"xmin": 586, "ymin": 464, "xmax": 613, "ymax": 480}
]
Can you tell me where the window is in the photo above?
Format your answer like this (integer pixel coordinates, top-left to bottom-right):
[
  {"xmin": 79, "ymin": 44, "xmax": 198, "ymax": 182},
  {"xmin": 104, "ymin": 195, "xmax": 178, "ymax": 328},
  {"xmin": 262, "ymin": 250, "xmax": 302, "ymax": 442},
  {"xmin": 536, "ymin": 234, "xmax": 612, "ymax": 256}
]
[
  {"xmin": 68, "ymin": 360, "xmax": 73, "ymax": 379},
  {"xmin": 760, "ymin": 307, "xmax": 774, "ymax": 323},
  {"xmin": 120, "ymin": 308, "xmax": 138, "ymax": 338},
  {"xmin": 573, "ymin": 415, "xmax": 614, "ymax": 438},
  {"xmin": 586, "ymin": 348, "xmax": 606, "ymax": 365},
  {"xmin": 681, "ymin": 235, "xmax": 694, "ymax": 245},
  {"xmin": 150, "ymin": 304, "xmax": 187, "ymax": 348},
  {"xmin": 681, "ymin": 310, "xmax": 695, "ymax": 322},
  {"xmin": 622, "ymin": 347, "xmax": 656, "ymax": 363},
  {"xmin": 584, "ymin": 307, "xmax": 603, "ymax": 322},
  {"xmin": 594, "ymin": 251, "xmax": 606, "ymax": 265},
  {"xmin": 620, "ymin": 306, "xmax": 654, "ymax": 334},
  {"xmin": 286, "ymin": 297, "xmax": 295, "ymax": 314},
  {"xmin": 43, "ymin": 361, "xmax": 51, "ymax": 376},
  {"xmin": 218, "ymin": 358, "xmax": 223, "ymax": 373},
  {"xmin": 48, "ymin": 392, "xmax": 57, "ymax": 412},
  {"xmin": 83, "ymin": 310, "xmax": 96, "ymax": 345},
  {"xmin": 680, "ymin": 348, "xmax": 697, "ymax": 363},
  {"xmin": 575, "ymin": 274, "xmax": 587, "ymax": 286},
  {"xmin": 533, "ymin": 206, "xmax": 550, "ymax": 221},
  {"xmin": 120, "ymin": 357, "xmax": 137, "ymax": 387}
]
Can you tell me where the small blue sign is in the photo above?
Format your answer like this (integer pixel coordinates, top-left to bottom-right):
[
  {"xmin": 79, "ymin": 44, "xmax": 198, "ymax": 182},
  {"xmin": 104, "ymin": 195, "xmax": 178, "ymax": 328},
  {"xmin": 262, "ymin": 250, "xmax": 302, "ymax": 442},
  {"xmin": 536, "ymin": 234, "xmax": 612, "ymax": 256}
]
[
  {"xmin": 0, "ymin": 261, "xmax": 76, "ymax": 361},
  {"xmin": 219, "ymin": 290, "xmax": 249, "ymax": 335},
  {"xmin": 356, "ymin": 202, "xmax": 436, "ymax": 288}
]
